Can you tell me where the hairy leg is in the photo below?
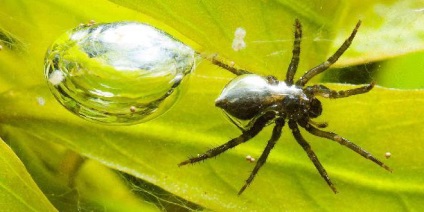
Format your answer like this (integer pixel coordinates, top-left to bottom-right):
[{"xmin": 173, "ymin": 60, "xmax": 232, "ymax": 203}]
[
  {"xmin": 289, "ymin": 120, "xmax": 337, "ymax": 193},
  {"xmin": 179, "ymin": 112, "xmax": 275, "ymax": 166},
  {"xmin": 285, "ymin": 19, "xmax": 302, "ymax": 86},
  {"xmin": 309, "ymin": 119, "xmax": 328, "ymax": 128},
  {"xmin": 238, "ymin": 119, "xmax": 285, "ymax": 195},
  {"xmin": 296, "ymin": 21, "xmax": 361, "ymax": 86},
  {"xmin": 208, "ymin": 54, "xmax": 251, "ymax": 75},
  {"xmin": 304, "ymin": 82, "xmax": 374, "ymax": 98},
  {"xmin": 300, "ymin": 122, "xmax": 392, "ymax": 172}
]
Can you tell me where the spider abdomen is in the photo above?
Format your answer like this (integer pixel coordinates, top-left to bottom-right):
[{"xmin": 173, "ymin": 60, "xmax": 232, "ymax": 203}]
[{"xmin": 215, "ymin": 74, "xmax": 309, "ymax": 124}]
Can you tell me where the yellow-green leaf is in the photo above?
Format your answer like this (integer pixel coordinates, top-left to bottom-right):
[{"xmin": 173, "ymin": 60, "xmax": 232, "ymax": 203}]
[
  {"xmin": 1, "ymin": 69, "xmax": 424, "ymax": 210},
  {"xmin": 0, "ymin": 138, "xmax": 57, "ymax": 212},
  {"xmin": 1, "ymin": 0, "xmax": 424, "ymax": 211}
]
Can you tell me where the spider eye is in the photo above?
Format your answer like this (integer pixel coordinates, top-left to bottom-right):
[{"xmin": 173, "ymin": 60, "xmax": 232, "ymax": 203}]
[
  {"xmin": 44, "ymin": 22, "xmax": 196, "ymax": 125},
  {"xmin": 309, "ymin": 98, "xmax": 322, "ymax": 118}
]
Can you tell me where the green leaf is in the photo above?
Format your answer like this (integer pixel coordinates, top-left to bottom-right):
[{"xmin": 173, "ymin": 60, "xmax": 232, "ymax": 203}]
[
  {"xmin": 1, "ymin": 71, "xmax": 424, "ymax": 211},
  {"xmin": 376, "ymin": 51, "xmax": 424, "ymax": 89},
  {"xmin": 109, "ymin": 0, "xmax": 424, "ymax": 72},
  {"xmin": 0, "ymin": 137, "xmax": 57, "ymax": 212},
  {"xmin": 336, "ymin": 0, "xmax": 424, "ymax": 65},
  {"xmin": 1, "ymin": 126, "xmax": 163, "ymax": 211},
  {"xmin": 1, "ymin": 0, "xmax": 424, "ymax": 211}
]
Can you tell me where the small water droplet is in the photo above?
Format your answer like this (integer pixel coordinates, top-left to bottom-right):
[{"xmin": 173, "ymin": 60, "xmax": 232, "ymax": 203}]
[
  {"xmin": 245, "ymin": 155, "xmax": 255, "ymax": 163},
  {"xmin": 36, "ymin": 96, "xmax": 46, "ymax": 106},
  {"xmin": 232, "ymin": 27, "xmax": 246, "ymax": 51},
  {"xmin": 44, "ymin": 22, "xmax": 196, "ymax": 124}
]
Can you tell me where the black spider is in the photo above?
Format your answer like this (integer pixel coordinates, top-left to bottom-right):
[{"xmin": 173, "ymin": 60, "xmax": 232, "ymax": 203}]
[{"xmin": 179, "ymin": 19, "xmax": 391, "ymax": 195}]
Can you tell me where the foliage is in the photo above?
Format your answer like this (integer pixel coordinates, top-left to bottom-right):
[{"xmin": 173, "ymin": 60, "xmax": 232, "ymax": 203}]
[{"xmin": 0, "ymin": 0, "xmax": 423, "ymax": 211}]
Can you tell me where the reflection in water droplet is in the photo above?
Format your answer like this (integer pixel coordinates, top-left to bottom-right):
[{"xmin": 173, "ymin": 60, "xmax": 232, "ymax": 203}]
[{"xmin": 45, "ymin": 22, "xmax": 196, "ymax": 125}]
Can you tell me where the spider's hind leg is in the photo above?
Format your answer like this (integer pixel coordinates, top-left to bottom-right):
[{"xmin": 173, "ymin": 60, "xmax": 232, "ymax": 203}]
[
  {"xmin": 208, "ymin": 54, "xmax": 252, "ymax": 76},
  {"xmin": 178, "ymin": 112, "xmax": 275, "ymax": 166},
  {"xmin": 238, "ymin": 119, "xmax": 285, "ymax": 195},
  {"xmin": 288, "ymin": 120, "xmax": 338, "ymax": 193}
]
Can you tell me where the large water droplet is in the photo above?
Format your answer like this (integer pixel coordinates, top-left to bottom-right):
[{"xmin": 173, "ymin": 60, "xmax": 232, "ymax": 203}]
[{"xmin": 44, "ymin": 22, "xmax": 196, "ymax": 125}]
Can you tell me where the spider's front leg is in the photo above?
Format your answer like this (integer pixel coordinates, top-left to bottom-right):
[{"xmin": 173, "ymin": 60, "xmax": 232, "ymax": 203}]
[
  {"xmin": 304, "ymin": 81, "xmax": 375, "ymax": 99},
  {"xmin": 296, "ymin": 21, "xmax": 362, "ymax": 86},
  {"xmin": 285, "ymin": 19, "xmax": 302, "ymax": 86},
  {"xmin": 178, "ymin": 112, "xmax": 275, "ymax": 166}
]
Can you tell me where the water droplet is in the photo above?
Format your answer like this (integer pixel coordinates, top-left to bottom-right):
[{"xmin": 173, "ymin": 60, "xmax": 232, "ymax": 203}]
[
  {"xmin": 232, "ymin": 27, "xmax": 246, "ymax": 51},
  {"xmin": 44, "ymin": 22, "xmax": 196, "ymax": 125},
  {"xmin": 245, "ymin": 155, "xmax": 255, "ymax": 163},
  {"xmin": 36, "ymin": 96, "xmax": 46, "ymax": 106}
]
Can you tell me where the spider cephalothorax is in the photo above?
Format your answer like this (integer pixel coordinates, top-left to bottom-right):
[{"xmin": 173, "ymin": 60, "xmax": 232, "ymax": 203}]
[{"xmin": 179, "ymin": 19, "xmax": 391, "ymax": 195}]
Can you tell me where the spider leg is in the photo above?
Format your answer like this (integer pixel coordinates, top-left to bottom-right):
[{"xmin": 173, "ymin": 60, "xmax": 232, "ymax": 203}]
[
  {"xmin": 305, "ymin": 81, "xmax": 375, "ymax": 98},
  {"xmin": 288, "ymin": 120, "xmax": 338, "ymax": 193},
  {"xmin": 238, "ymin": 118, "xmax": 285, "ymax": 195},
  {"xmin": 309, "ymin": 119, "xmax": 328, "ymax": 128},
  {"xmin": 178, "ymin": 112, "xmax": 275, "ymax": 166},
  {"xmin": 208, "ymin": 54, "xmax": 252, "ymax": 75},
  {"xmin": 285, "ymin": 19, "xmax": 302, "ymax": 86},
  {"xmin": 296, "ymin": 21, "xmax": 361, "ymax": 86},
  {"xmin": 300, "ymin": 122, "xmax": 392, "ymax": 172}
]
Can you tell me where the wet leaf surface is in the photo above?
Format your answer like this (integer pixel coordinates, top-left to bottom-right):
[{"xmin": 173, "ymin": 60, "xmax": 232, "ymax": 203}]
[{"xmin": 1, "ymin": 0, "xmax": 424, "ymax": 211}]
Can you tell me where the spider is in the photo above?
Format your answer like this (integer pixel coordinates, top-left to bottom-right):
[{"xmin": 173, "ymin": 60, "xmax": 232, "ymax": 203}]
[{"xmin": 179, "ymin": 19, "xmax": 392, "ymax": 195}]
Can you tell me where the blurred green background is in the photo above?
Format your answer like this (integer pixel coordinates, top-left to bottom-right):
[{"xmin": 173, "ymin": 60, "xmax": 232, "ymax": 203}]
[{"xmin": 0, "ymin": 0, "xmax": 423, "ymax": 211}]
